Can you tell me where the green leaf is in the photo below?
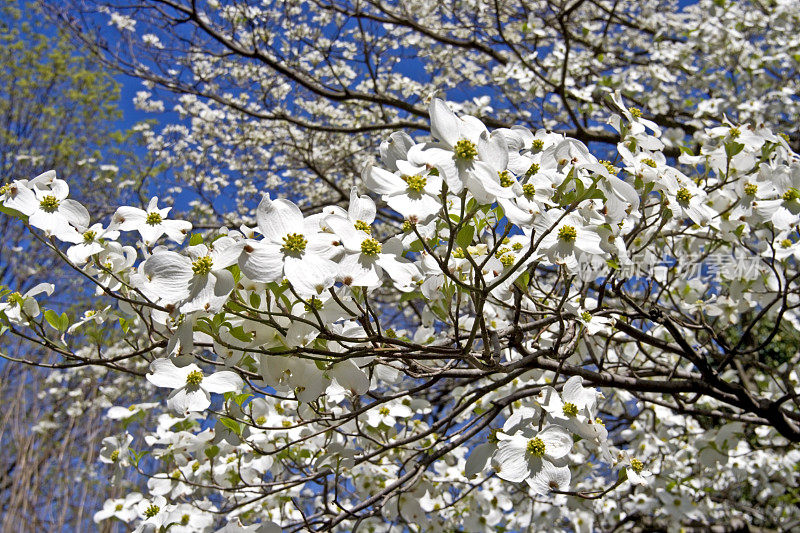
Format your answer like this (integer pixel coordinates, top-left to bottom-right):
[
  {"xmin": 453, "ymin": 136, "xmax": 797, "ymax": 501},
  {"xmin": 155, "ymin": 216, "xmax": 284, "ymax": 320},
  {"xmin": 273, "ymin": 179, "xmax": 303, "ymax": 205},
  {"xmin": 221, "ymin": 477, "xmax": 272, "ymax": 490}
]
[
  {"xmin": 58, "ymin": 312, "xmax": 69, "ymax": 332},
  {"xmin": 456, "ymin": 225, "xmax": 474, "ymax": 249},
  {"xmin": 249, "ymin": 292, "xmax": 261, "ymax": 309},
  {"xmin": 228, "ymin": 325, "xmax": 253, "ymax": 343},
  {"xmin": 189, "ymin": 233, "xmax": 203, "ymax": 246},
  {"xmin": 130, "ymin": 449, "xmax": 150, "ymax": 467},
  {"xmin": 0, "ymin": 204, "xmax": 27, "ymax": 221},
  {"xmin": 204, "ymin": 445, "xmax": 220, "ymax": 459},
  {"xmin": 44, "ymin": 310, "xmax": 68, "ymax": 332},
  {"xmin": 228, "ymin": 264, "xmax": 242, "ymax": 283},
  {"xmin": 233, "ymin": 393, "xmax": 253, "ymax": 407},
  {"xmin": 219, "ymin": 417, "xmax": 242, "ymax": 436},
  {"xmin": 725, "ymin": 141, "xmax": 745, "ymax": 159}
]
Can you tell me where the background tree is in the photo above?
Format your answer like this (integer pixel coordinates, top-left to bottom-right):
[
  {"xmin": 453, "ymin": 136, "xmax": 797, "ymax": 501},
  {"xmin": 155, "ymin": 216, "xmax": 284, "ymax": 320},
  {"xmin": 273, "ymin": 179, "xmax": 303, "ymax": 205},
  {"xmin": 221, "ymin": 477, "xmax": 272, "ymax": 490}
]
[
  {"xmin": 0, "ymin": 2, "xmax": 153, "ymax": 531},
  {"xmin": 50, "ymin": 0, "xmax": 800, "ymax": 224}
]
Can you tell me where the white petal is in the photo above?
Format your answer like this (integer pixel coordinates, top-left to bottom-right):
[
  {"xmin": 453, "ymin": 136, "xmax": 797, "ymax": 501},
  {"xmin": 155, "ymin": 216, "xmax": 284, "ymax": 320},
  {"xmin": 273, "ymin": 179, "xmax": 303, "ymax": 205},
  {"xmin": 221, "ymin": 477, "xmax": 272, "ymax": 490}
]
[
  {"xmin": 493, "ymin": 435, "xmax": 530, "ymax": 483},
  {"xmin": 141, "ymin": 251, "xmax": 193, "ymax": 303},
  {"xmin": 538, "ymin": 425, "xmax": 573, "ymax": 460},
  {"xmin": 377, "ymin": 254, "xmax": 419, "ymax": 289},
  {"xmin": 256, "ymin": 196, "xmax": 304, "ymax": 242},
  {"xmin": 338, "ymin": 253, "xmax": 381, "ymax": 287},
  {"xmin": 112, "ymin": 206, "xmax": 147, "ymax": 231},
  {"xmin": 59, "ymin": 199, "xmax": 90, "ymax": 227},
  {"xmin": 429, "ymin": 98, "xmax": 460, "ymax": 146},
  {"xmin": 202, "ymin": 371, "xmax": 244, "ymax": 394},
  {"xmin": 365, "ymin": 166, "xmax": 404, "ymax": 195},
  {"xmin": 562, "ymin": 376, "xmax": 597, "ymax": 411},
  {"xmin": 239, "ymin": 241, "xmax": 284, "ymax": 283},
  {"xmin": 465, "ymin": 442, "xmax": 495, "ymax": 478},
  {"xmin": 477, "ymin": 131, "xmax": 509, "ymax": 171},
  {"xmin": 329, "ymin": 359, "xmax": 370, "ymax": 395},
  {"xmin": 348, "ymin": 188, "xmax": 376, "ymax": 224},
  {"xmin": 169, "ymin": 387, "xmax": 210, "ymax": 413},
  {"xmin": 284, "ymin": 254, "xmax": 337, "ymax": 297},
  {"xmin": 210, "ymin": 237, "xmax": 243, "ymax": 268},
  {"xmin": 528, "ymin": 461, "xmax": 571, "ymax": 494},
  {"xmin": 147, "ymin": 359, "xmax": 194, "ymax": 389}
]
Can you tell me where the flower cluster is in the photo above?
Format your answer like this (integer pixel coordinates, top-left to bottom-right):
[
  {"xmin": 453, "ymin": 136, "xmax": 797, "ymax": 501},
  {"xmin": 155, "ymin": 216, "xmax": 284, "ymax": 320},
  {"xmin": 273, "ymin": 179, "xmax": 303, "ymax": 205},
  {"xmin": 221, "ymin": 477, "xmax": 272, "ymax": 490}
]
[{"xmin": 2, "ymin": 94, "xmax": 800, "ymax": 532}]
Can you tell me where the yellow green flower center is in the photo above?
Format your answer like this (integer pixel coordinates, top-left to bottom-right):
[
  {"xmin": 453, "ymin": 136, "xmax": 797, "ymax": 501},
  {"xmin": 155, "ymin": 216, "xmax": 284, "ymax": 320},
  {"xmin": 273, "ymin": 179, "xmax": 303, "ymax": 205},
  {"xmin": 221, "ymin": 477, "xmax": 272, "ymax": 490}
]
[
  {"xmin": 454, "ymin": 139, "xmax": 478, "ymax": 161},
  {"xmin": 512, "ymin": 242, "xmax": 523, "ymax": 252},
  {"xmin": 191, "ymin": 256, "xmax": 213, "ymax": 275},
  {"xmin": 181, "ymin": 514, "xmax": 190, "ymax": 525},
  {"xmin": 379, "ymin": 406, "xmax": 390, "ymax": 416},
  {"xmin": 498, "ymin": 170, "xmax": 515, "ymax": 187},
  {"xmin": 255, "ymin": 416, "xmax": 267, "ymax": 426},
  {"xmin": 525, "ymin": 163, "xmax": 540, "ymax": 178},
  {"xmin": 729, "ymin": 127, "xmax": 741, "ymax": 139},
  {"xmin": 526, "ymin": 437, "xmax": 546, "ymax": 457},
  {"xmin": 303, "ymin": 297, "xmax": 323, "ymax": 312},
  {"xmin": 495, "ymin": 247, "xmax": 511, "ymax": 258},
  {"xmin": 82, "ymin": 230, "xmax": 97, "ymax": 243},
  {"xmin": 781, "ymin": 239, "xmax": 792, "ymax": 249},
  {"xmin": 522, "ymin": 183, "xmax": 536, "ymax": 198},
  {"xmin": 452, "ymin": 248, "xmax": 465, "ymax": 258},
  {"xmin": 281, "ymin": 420, "xmax": 292, "ymax": 428},
  {"xmin": 144, "ymin": 504, "xmax": 160, "ymax": 518},
  {"xmin": 676, "ymin": 187, "xmax": 693, "ymax": 204},
  {"xmin": 402, "ymin": 220, "xmax": 413, "ymax": 233},
  {"xmin": 743, "ymin": 182, "xmax": 758, "ymax": 196},
  {"xmin": 562, "ymin": 402, "xmax": 579, "ymax": 417},
  {"xmin": 630, "ymin": 457, "xmax": 644, "ymax": 474},
  {"xmin": 403, "ymin": 174, "xmax": 427, "ymax": 193},
  {"xmin": 599, "ymin": 160, "xmax": 618, "ymax": 175},
  {"xmin": 628, "ymin": 107, "xmax": 642, "ymax": 118},
  {"xmin": 115, "ymin": 503, "xmax": 123, "ymax": 511},
  {"xmin": 0, "ymin": 183, "xmax": 10, "ymax": 196},
  {"xmin": 783, "ymin": 189, "xmax": 799, "ymax": 202},
  {"xmin": 558, "ymin": 225, "xmax": 577, "ymax": 243},
  {"xmin": 361, "ymin": 238, "xmax": 382, "ymax": 256},
  {"xmin": 146, "ymin": 211, "xmax": 162, "ymax": 226},
  {"xmin": 39, "ymin": 195, "xmax": 60, "ymax": 213},
  {"xmin": 354, "ymin": 220, "xmax": 371, "ymax": 234},
  {"xmin": 500, "ymin": 253, "xmax": 516, "ymax": 268},
  {"xmin": 186, "ymin": 369, "xmax": 204, "ymax": 386},
  {"xmin": 110, "ymin": 449, "xmax": 120, "ymax": 462},
  {"xmin": 642, "ymin": 158, "xmax": 657, "ymax": 168},
  {"xmin": 531, "ymin": 139, "xmax": 545, "ymax": 151},
  {"xmin": 282, "ymin": 233, "xmax": 307, "ymax": 253},
  {"xmin": 191, "ymin": 461, "xmax": 200, "ymax": 472}
]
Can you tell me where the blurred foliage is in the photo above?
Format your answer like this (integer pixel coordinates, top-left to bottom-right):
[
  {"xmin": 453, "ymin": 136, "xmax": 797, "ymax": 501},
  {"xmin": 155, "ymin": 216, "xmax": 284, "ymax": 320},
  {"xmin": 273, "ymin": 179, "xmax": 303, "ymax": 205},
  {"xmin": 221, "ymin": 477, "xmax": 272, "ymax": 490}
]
[{"xmin": 0, "ymin": 3, "xmax": 146, "ymax": 531}]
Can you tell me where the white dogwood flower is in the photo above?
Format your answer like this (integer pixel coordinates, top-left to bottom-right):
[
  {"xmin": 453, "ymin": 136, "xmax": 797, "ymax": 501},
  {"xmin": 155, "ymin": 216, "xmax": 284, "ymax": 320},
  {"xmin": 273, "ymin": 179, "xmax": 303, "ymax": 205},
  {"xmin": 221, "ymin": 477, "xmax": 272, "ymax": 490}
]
[
  {"xmin": 138, "ymin": 236, "xmax": 241, "ymax": 312},
  {"xmin": 7, "ymin": 175, "xmax": 89, "ymax": 240},
  {"xmin": 146, "ymin": 359, "xmax": 243, "ymax": 414},
  {"xmin": 239, "ymin": 195, "xmax": 338, "ymax": 297},
  {"xmin": 112, "ymin": 197, "xmax": 192, "ymax": 245},
  {"xmin": 493, "ymin": 424, "xmax": 572, "ymax": 484}
]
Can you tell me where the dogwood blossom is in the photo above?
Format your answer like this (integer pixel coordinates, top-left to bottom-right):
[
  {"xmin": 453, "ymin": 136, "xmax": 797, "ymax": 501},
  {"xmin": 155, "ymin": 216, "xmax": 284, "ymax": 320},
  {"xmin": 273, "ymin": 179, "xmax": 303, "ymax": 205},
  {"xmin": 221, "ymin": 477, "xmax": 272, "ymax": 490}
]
[{"xmin": 146, "ymin": 359, "xmax": 243, "ymax": 414}]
